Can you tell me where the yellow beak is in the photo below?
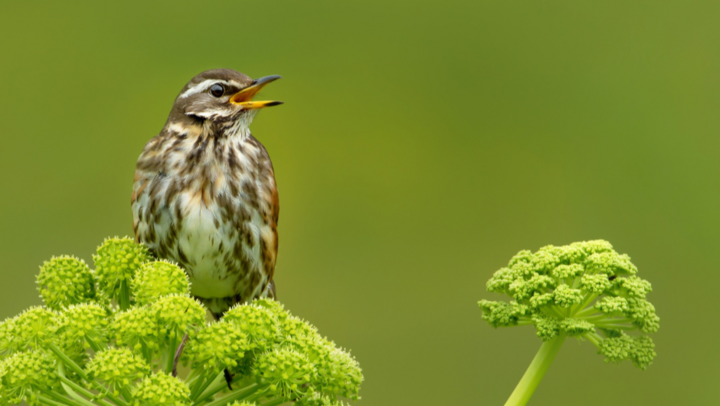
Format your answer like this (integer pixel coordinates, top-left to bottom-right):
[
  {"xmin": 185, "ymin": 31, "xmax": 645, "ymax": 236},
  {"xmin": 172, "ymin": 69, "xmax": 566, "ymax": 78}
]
[{"xmin": 229, "ymin": 75, "xmax": 283, "ymax": 109}]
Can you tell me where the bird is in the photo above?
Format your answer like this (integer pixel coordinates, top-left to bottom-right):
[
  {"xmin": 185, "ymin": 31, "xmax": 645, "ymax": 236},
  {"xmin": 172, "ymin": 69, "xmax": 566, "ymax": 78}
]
[{"xmin": 131, "ymin": 69, "xmax": 282, "ymax": 319}]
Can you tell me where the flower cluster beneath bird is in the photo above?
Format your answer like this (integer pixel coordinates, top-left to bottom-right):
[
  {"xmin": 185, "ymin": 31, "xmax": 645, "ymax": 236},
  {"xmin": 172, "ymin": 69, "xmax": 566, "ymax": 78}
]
[{"xmin": 0, "ymin": 237, "xmax": 362, "ymax": 406}]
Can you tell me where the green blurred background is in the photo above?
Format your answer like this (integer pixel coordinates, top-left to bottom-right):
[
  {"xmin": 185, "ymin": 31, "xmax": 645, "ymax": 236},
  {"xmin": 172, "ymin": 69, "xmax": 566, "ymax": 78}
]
[{"xmin": 1, "ymin": 1, "xmax": 718, "ymax": 404}]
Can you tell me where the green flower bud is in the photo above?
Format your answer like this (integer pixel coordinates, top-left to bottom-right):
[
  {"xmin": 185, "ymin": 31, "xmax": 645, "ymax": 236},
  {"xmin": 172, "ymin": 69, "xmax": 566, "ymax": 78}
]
[
  {"xmin": 110, "ymin": 306, "xmax": 161, "ymax": 354},
  {"xmin": 186, "ymin": 320, "xmax": 249, "ymax": 372},
  {"xmin": 151, "ymin": 295, "xmax": 205, "ymax": 341},
  {"xmin": 254, "ymin": 298, "xmax": 290, "ymax": 322},
  {"xmin": 552, "ymin": 285, "xmax": 583, "ymax": 308},
  {"xmin": 315, "ymin": 346, "xmax": 363, "ymax": 400},
  {"xmin": 93, "ymin": 237, "xmax": 152, "ymax": 300},
  {"xmin": 254, "ymin": 348, "xmax": 315, "ymax": 401},
  {"xmin": 0, "ymin": 362, "xmax": 8, "ymax": 406},
  {"xmin": 0, "ymin": 317, "xmax": 21, "ymax": 358},
  {"xmin": 224, "ymin": 303, "xmax": 279, "ymax": 352},
  {"xmin": 37, "ymin": 256, "xmax": 96, "ymax": 310},
  {"xmin": 132, "ymin": 260, "xmax": 189, "ymax": 306},
  {"xmin": 599, "ymin": 332, "xmax": 656, "ymax": 370},
  {"xmin": 56, "ymin": 303, "xmax": 109, "ymax": 350},
  {"xmin": 1, "ymin": 351, "xmax": 57, "ymax": 404},
  {"xmin": 13, "ymin": 307, "xmax": 58, "ymax": 350},
  {"xmin": 87, "ymin": 347, "xmax": 150, "ymax": 395},
  {"xmin": 131, "ymin": 372, "xmax": 191, "ymax": 406},
  {"xmin": 279, "ymin": 316, "xmax": 319, "ymax": 342},
  {"xmin": 531, "ymin": 315, "xmax": 560, "ymax": 341}
]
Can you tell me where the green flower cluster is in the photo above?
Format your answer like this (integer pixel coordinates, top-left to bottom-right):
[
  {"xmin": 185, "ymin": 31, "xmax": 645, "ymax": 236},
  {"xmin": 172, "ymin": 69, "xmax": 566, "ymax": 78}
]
[
  {"xmin": 478, "ymin": 240, "xmax": 659, "ymax": 369},
  {"xmin": 0, "ymin": 237, "xmax": 362, "ymax": 406},
  {"xmin": 478, "ymin": 240, "xmax": 660, "ymax": 406}
]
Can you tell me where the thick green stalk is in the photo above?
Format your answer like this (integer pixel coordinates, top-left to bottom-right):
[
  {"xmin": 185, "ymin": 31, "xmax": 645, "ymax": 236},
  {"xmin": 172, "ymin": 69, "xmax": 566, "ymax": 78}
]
[
  {"xmin": 165, "ymin": 336, "xmax": 179, "ymax": 374},
  {"xmin": 36, "ymin": 393, "xmax": 75, "ymax": 406},
  {"xmin": 504, "ymin": 333, "xmax": 566, "ymax": 406},
  {"xmin": 192, "ymin": 370, "xmax": 226, "ymax": 403},
  {"xmin": 47, "ymin": 343, "xmax": 88, "ymax": 381},
  {"xmin": 198, "ymin": 383, "xmax": 260, "ymax": 406},
  {"xmin": 259, "ymin": 397, "xmax": 286, "ymax": 406},
  {"xmin": 119, "ymin": 280, "xmax": 131, "ymax": 311}
]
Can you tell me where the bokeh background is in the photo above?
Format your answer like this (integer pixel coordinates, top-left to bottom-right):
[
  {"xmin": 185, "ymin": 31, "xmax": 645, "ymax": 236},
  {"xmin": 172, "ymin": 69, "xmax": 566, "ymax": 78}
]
[{"xmin": 1, "ymin": 1, "xmax": 718, "ymax": 405}]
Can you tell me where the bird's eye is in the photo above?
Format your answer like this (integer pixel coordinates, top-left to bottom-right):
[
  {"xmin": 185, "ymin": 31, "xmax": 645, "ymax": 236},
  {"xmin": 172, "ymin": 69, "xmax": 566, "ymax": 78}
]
[{"xmin": 210, "ymin": 84, "xmax": 225, "ymax": 98}]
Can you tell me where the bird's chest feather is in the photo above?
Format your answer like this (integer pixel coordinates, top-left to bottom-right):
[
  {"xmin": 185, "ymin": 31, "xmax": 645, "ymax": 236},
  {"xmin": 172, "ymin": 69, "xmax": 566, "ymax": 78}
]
[{"xmin": 132, "ymin": 132, "xmax": 278, "ymax": 300}]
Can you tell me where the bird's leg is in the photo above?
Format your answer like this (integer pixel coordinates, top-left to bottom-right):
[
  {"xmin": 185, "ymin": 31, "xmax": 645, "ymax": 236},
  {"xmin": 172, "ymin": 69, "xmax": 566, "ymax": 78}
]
[
  {"xmin": 172, "ymin": 334, "xmax": 189, "ymax": 377},
  {"xmin": 224, "ymin": 368, "xmax": 233, "ymax": 390}
]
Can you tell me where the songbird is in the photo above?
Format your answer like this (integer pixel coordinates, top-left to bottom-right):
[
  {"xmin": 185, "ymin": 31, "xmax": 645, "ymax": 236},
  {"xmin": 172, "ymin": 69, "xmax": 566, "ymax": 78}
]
[{"xmin": 132, "ymin": 69, "xmax": 282, "ymax": 319}]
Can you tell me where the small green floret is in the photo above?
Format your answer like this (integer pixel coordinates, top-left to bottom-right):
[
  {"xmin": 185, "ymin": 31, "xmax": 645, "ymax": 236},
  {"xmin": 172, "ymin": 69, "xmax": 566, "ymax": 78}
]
[
  {"xmin": 151, "ymin": 295, "xmax": 205, "ymax": 341},
  {"xmin": 254, "ymin": 348, "xmax": 315, "ymax": 401},
  {"xmin": 1, "ymin": 351, "xmax": 57, "ymax": 404},
  {"xmin": 13, "ymin": 307, "xmax": 58, "ymax": 351},
  {"xmin": 132, "ymin": 260, "xmax": 189, "ymax": 306},
  {"xmin": 93, "ymin": 237, "xmax": 152, "ymax": 302},
  {"xmin": 131, "ymin": 372, "xmax": 190, "ymax": 406},
  {"xmin": 186, "ymin": 320, "xmax": 249, "ymax": 372},
  {"xmin": 86, "ymin": 347, "xmax": 150, "ymax": 394},
  {"xmin": 0, "ymin": 318, "xmax": 20, "ymax": 358},
  {"xmin": 315, "ymin": 347, "xmax": 363, "ymax": 400},
  {"xmin": 224, "ymin": 302, "xmax": 280, "ymax": 352},
  {"xmin": 37, "ymin": 256, "xmax": 96, "ymax": 309},
  {"xmin": 56, "ymin": 303, "xmax": 109, "ymax": 351},
  {"xmin": 111, "ymin": 306, "xmax": 161, "ymax": 357}
]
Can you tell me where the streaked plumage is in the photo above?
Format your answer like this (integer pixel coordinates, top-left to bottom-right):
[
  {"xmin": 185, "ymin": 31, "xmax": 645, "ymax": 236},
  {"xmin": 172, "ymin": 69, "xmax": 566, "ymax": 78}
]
[{"xmin": 132, "ymin": 69, "xmax": 281, "ymax": 318}]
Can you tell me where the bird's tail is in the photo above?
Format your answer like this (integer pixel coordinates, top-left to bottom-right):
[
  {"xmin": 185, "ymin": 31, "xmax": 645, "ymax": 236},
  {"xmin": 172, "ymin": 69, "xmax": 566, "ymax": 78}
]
[{"xmin": 201, "ymin": 279, "xmax": 277, "ymax": 320}]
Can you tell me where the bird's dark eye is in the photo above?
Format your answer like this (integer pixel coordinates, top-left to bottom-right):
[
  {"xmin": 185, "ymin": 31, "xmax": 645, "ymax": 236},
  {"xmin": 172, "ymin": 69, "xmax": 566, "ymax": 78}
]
[{"xmin": 210, "ymin": 84, "xmax": 225, "ymax": 98}]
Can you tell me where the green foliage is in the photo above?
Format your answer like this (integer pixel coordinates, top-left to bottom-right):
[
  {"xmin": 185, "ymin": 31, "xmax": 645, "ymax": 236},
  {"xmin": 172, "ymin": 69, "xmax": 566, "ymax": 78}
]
[
  {"xmin": 479, "ymin": 240, "xmax": 659, "ymax": 369},
  {"xmin": 478, "ymin": 240, "xmax": 660, "ymax": 406},
  {"xmin": 0, "ymin": 236, "xmax": 363, "ymax": 406}
]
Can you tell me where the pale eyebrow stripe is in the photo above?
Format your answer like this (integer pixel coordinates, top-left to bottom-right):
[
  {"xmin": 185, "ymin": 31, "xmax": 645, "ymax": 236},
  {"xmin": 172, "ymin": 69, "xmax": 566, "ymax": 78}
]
[{"xmin": 180, "ymin": 79, "xmax": 230, "ymax": 98}]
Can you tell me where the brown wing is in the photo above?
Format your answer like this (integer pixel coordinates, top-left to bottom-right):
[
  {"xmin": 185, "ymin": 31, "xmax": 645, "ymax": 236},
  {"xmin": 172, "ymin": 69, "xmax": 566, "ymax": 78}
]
[{"xmin": 250, "ymin": 135, "xmax": 280, "ymax": 288}]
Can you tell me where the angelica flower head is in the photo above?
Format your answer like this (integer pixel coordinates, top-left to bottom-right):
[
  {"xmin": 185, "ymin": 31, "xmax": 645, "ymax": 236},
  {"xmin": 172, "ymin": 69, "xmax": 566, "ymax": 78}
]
[
  {"xmin": 0, "ymin": 351, "xmax": 58, "ymax": 404},
  {"xmin": 56, "ymin": 303, "xmax": 109, "ymax": 351},
  {"xmin": 12, "ymin": 306, "xmax": 58, "ymax": 351},
  {"xmin": 110, "ymin": 306, "xmax": 161, "ymax": 354},
  {"xmin": 131, "ymin": 260, "xmax": 189, "ymax": 306},
  {"xmin": 130, "ymin": 372, "xmax": 190, "ymax": 406},
  {"xmin": 37, "ymin": 256, "xmax": 96, "ymax": 310},
  {"xmin": 0, "ymin": 318, "xmax": 20, "ymax": 358},
  {"xmin": 185, "ymin": 320, "xmax": 249, "ymax": 372},
  {"xmin": 478, "ymin": 240, "xmax": 659, "ymax": 369},
  {"xmin": 151, "ymin": 295, "xmax": 205, "ymax": 341},
  {"xmin": 93, "ymin": 237, "xmax": 152, "ymax": 301},
  {"xmin": 224, "ymin": 301, "xmax": 280, "ymax": 353},
  {"xmin": 254, "ymin": 347, "xmax": 315, "ymax": 401},
  {"xmin": 86, "ymin": 347, "xmax": 150, "ymax": 395}
]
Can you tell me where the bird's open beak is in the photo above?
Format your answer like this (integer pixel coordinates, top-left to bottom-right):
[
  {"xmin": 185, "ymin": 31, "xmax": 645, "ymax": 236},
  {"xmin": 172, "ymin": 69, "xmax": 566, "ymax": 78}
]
[{"xmin": 229, "ymin": 75, "xmax": 283, "ymax": 109}]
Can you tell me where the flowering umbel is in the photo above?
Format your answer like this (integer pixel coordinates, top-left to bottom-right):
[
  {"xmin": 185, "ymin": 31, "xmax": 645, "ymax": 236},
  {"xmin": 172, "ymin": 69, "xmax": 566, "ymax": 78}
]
[{"xmin": 0, "ymin": 237, "xmax": 362, "ymax": 406}]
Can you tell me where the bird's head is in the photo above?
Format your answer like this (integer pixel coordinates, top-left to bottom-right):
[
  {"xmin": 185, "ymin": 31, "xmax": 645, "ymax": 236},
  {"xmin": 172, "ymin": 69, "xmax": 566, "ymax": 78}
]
[{"xmin": 167, "ymin": 69, "xmax": 282, "ymax": 135}]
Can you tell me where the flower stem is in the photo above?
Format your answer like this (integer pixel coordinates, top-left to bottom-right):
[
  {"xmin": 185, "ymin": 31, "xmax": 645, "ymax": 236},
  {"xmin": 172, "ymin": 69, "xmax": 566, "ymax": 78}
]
[
  {"xmin": 47, "ymin": 343, "xmax": 88, "ymax": 381},
  {"xmin": 504, "ymin": 333, "xmax": 566, "ymax": 406},
  {"xmin": 259, "ymin": 397, "xmax": 286, "ymax": 406},
  {"xmin": 198, "ymin": 383, "xmax": 260, "ymax": 406},
  {"xmin": 119, "ymin": 280, "xmax": 130, "ymax": 311},
  {"xmin": 165, "ymin": 335, "xmax": 179, "ymax": 374}
]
